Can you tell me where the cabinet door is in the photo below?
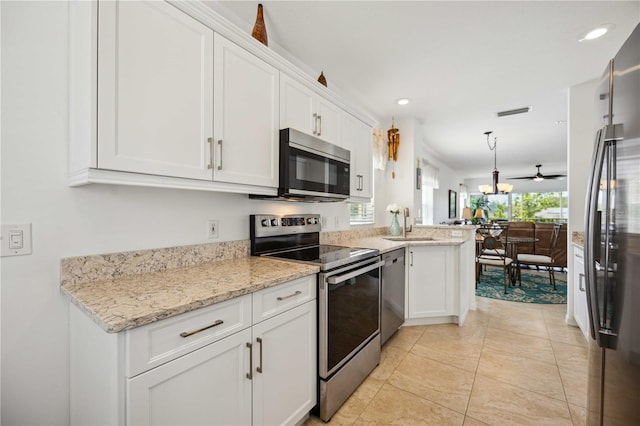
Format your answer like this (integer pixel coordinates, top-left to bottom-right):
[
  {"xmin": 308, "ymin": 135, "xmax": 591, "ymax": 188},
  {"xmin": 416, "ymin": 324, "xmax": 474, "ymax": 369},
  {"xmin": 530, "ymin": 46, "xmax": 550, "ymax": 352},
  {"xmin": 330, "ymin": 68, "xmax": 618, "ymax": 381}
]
[
  {"xmin": 343, "ymin": 114, "xmax": 373, "ymax": 200},
  {"xmin": 280, "ymin": 74, "xmax": 316, "ymax": 135},
  {"xmin": 573, "ymin": 247, "xmax": 589, "ymax": 338},
  {"xmin": 98, "ymin": 1, "xmax": 214, "ymax": 180},
  {"xmin": 252, "ymin": 302, "xmax": 317, "ymax": 426},
  {"xmin": 213, "ymin": 34, "xmax": 279, "ymax": 187},
  {"xmin": 127, "ymin": 328, "xmax": 252, "ymax": 426},
  {"xmin": 316, "ymin": 97, "xmax": 342, "ymax": 145},
  {"xmin": 408, "ymin": 246, "xmax": 454, "ymax": 318}
]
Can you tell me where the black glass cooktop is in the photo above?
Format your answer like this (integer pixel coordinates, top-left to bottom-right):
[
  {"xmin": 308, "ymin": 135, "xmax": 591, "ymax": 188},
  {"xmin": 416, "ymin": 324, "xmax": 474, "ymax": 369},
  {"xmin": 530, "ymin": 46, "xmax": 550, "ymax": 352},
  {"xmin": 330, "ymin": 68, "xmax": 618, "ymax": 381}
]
[{"xmin": 264, "ymin": 244, "xmax": 378, "ymax": 271}]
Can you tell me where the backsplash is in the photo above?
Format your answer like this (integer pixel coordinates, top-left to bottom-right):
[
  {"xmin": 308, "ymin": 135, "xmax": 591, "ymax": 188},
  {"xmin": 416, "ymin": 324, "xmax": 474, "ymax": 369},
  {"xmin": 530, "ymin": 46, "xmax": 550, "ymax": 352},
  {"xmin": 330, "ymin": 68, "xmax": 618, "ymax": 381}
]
[{"xmin": 60, "ymin": 240, "xmax": 249, "ymax": 287}]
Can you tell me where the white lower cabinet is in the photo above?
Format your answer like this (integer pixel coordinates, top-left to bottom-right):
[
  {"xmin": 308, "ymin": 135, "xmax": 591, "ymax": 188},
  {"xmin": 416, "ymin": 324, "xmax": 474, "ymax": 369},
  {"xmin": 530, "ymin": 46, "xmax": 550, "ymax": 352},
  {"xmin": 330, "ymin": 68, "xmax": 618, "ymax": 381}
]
[
  {"xmin": 127, "ymin": 328, "xmax": 253, "ymax": 425},
  {"xmin": 573, "ymin": 245, "xmax": 589, "ymax": 339},
  {"xmin": 407, "ymin": 245, "xmax": 457, "ymax": 321},
  {"xmin": 70, "ymin": 276, "xmax": 317, "ymax": 426}
]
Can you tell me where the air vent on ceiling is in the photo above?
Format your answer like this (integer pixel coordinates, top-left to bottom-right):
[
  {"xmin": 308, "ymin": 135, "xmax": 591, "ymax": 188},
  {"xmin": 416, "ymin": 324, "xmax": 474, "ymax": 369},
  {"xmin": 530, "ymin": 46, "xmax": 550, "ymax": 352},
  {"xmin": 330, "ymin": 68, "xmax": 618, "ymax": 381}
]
[{"xmin": 496, "ymin": 106, "xmax": 531, "ymax": 117}]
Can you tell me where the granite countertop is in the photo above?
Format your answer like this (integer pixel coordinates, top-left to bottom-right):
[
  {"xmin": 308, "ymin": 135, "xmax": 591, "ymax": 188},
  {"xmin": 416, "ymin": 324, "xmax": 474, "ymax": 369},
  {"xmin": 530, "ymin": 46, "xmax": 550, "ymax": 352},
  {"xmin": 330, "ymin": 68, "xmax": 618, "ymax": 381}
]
[
  {"xmin": 61, "ymin": 256, "xmax": 319, "ymax": 333},
  {"xmin": 572, "ymin": 231, "xmax": 584, "ymax": 247},
  {"xmin": 343, "ymin": 235, "xmax": 467, "ymax": 254}
]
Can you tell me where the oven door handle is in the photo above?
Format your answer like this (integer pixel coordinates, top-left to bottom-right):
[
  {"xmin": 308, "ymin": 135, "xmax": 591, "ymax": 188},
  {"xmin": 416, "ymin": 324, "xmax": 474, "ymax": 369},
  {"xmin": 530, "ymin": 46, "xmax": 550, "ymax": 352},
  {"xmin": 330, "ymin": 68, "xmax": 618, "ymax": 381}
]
[{"xmin": 327, "ymin": 260, "xmax": 385, "ymax": 285}]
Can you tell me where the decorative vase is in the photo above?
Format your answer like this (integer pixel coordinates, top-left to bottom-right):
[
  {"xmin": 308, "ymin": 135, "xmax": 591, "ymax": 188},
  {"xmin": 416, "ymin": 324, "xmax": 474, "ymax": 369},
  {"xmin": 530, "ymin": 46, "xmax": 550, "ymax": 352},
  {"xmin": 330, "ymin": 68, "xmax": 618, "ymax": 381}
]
[
  {"xmin": 389, "ymin": 213, "xmax": 401, "ymax": 236},
  {"xmin": 251, "ymin": 4, "xmax": 268, "ymax": 46},
  {"xmin": 317, "ymin": 71, "xmax": 327, "ymax": 87}
]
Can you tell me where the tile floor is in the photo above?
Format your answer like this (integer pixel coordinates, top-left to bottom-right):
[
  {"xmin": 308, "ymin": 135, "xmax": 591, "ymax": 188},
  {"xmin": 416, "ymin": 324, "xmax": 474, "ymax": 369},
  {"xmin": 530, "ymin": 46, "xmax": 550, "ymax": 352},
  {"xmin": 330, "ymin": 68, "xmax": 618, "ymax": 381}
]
[{"xmin": 306, "ymin": 295, "xmax": 588, "ymax": 425}]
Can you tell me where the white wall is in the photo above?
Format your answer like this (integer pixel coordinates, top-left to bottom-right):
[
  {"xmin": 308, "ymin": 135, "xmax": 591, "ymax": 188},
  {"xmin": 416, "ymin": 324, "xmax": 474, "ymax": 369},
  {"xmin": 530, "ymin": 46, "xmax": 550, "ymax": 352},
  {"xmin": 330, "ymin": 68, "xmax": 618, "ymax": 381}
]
[
  {"xmin": 566, "ymin": 79, "xmax": 599, "ymax": 326},
  {"xmin": 0, "ymin": 3, "xmax": 355, "ymax": 424}
]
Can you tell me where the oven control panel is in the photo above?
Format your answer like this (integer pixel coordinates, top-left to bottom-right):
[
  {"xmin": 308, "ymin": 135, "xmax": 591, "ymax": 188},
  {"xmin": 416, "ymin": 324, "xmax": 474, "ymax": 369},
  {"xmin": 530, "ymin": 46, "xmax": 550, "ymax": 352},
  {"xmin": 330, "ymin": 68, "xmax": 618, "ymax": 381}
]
[{"xmin": 251, "ymin": 214, "xmax": 321, "ymax": 237}]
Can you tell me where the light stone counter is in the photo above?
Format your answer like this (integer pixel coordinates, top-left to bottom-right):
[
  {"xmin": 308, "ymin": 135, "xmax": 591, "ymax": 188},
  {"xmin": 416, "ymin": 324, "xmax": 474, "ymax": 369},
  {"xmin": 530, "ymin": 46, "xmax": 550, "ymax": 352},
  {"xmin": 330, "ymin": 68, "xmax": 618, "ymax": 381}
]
[
  {"xmin": 572, "ymin": 231, "xmax": 584, "ymax": 247},
  {"xmin": 61, "ymin": 256, "xmax": 319, "ymax": 333},
  {"xmin": 340, "ymin": 236, "xmax": 466, "ymax": 254}
]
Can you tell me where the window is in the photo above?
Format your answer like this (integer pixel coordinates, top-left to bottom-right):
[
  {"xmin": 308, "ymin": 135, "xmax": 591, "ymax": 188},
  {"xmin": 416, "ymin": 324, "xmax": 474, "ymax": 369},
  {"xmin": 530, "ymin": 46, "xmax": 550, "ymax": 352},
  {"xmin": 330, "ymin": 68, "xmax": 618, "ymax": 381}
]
[
  {"xmin": 349, "ymin": 202, "xmax": 374, "ymax": 224},
  {"xmin": 469, "ymin": 191, "xmax": 568, "ymax": 222}
]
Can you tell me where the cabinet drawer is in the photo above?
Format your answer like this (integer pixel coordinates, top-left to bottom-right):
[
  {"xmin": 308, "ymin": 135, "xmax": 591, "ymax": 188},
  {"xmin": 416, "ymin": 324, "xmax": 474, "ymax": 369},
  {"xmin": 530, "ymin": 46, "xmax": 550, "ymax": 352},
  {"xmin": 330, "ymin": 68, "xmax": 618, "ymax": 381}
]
[
  {"xmin": 253, "ymin": 275, "xmax": 316, "ymax": 324},
  {"xmin": 126, "ymin": 294, "xmax": 251, "ymax": 377}
]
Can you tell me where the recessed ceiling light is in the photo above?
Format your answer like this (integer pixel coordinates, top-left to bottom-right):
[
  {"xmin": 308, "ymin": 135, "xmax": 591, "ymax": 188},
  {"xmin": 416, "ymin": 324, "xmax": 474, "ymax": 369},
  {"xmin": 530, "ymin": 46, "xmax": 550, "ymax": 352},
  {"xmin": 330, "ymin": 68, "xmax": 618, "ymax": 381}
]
[
  {"xmin": 579, "ymin": 24, "xmax": 615, "ymax": 42},
  {"xmin": 396, "ymin": 98, "xmax": 410, "ymax": 106}
]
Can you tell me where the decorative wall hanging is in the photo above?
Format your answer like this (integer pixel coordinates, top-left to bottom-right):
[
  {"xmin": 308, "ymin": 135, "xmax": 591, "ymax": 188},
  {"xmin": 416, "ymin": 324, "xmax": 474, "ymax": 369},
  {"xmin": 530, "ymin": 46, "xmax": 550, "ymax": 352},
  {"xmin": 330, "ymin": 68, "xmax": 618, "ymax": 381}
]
[
  {"xmin": 317, "ymin": 71, "xmax": 327, "ymax": 87},
  {"xmin": 251, "ymin": 4, "xmax": 268, "ymax": 46},
  {"xmin": 387, "ymin": 118, "xmax": 400, "ymax": 179}
]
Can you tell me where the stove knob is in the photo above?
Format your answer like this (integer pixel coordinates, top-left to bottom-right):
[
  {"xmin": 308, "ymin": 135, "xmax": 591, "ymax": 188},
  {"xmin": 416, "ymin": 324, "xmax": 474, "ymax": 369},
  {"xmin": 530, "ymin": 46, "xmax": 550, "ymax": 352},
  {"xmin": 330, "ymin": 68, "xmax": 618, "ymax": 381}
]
[
  {"xmin": 270, "ymin": 218, "xmax": 278, "ymax": 226},
  {"xmin": 307, "ymin": 217, "xmax": 316, "ymax": 225},
  {"xmin": 281, "ymin": 218, "xmax": 287, "ymax": 226},
  {"xmin": 261, "ymin": 219, "xmax": 270, "ymax": 227},
  {"xmin": 297, "ymin": 218, "xmax": 305, "ymax": 226}
]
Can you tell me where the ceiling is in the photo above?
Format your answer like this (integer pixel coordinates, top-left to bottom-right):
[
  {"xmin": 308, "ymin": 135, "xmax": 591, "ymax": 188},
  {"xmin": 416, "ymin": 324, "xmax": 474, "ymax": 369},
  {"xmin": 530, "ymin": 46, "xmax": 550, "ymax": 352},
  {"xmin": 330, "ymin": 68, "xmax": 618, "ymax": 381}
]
[{"xmin": 210, "ymin": 1, "xmax": 639, "ymax": 183}]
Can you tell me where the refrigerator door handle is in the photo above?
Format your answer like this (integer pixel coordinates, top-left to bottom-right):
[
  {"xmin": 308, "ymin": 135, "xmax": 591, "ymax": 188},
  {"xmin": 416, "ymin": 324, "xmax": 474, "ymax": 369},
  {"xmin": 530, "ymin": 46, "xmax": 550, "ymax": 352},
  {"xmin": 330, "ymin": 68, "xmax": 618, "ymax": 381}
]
[{"xmin": 584, "ymin": 127, "xmax": 606, "ymax": 344}]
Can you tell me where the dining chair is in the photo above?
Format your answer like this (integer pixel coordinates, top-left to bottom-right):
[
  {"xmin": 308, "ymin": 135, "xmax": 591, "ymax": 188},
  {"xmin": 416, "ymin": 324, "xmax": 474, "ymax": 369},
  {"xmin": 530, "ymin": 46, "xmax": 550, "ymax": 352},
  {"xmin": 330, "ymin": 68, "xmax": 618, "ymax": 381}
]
[
  {"xmin": 476, "ymin": 224, "xmax": 513, "ymax": 294},
  {"xmin": 516, "ymin": 223, "xmax": 562, "ymax": 290}
]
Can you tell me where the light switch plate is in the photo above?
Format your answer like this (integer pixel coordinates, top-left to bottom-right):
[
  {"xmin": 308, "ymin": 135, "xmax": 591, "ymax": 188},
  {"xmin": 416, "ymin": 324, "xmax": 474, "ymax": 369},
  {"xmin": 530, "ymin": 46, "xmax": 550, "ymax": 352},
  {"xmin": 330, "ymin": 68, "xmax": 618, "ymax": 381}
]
[{"xmin": 1, "ymin": 224, "xmax": 32, "ymax": 257}]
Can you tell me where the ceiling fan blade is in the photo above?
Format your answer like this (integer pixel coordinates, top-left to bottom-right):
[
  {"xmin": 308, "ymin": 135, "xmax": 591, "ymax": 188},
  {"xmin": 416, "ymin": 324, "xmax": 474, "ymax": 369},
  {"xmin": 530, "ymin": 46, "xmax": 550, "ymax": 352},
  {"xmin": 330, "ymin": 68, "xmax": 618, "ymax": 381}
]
[
  {"xmin": 543, "ymin": 174, "xmax": 567, "ymax": 179},
  {"xmin": 509, "ymin": 176, "xmax": 538, "ymax": 180}
]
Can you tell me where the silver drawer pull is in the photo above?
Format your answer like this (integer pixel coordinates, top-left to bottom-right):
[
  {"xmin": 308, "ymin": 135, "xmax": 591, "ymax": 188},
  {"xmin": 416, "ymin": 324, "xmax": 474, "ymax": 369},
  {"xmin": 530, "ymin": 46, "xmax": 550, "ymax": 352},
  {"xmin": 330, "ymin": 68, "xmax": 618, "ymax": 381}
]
[
  {"xmin": 256, "ymin": 337, "xmax": 263, "ymax": 373},
  {"xmin": 277, "ymin": 290, "xmax": 302, "ymax": 301},
  {"xmin": 579, "ymin": 273, "xmax": 586, "ymax": 292},
  {"xmin": 246, "ymin": 342, "xmax": 253, "ymax": 380},
  {"xmin": 179, "ymin": 319, "xmax": 224, "ymax": 338}
]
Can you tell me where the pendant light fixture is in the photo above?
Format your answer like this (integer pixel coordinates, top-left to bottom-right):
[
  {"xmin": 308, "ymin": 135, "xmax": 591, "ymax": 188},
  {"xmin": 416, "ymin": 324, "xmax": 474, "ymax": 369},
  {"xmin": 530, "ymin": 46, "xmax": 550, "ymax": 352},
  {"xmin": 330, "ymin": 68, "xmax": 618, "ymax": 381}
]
[{"xmin": 478, "ymin": 131, "xmax": 513, "ymax": 195}]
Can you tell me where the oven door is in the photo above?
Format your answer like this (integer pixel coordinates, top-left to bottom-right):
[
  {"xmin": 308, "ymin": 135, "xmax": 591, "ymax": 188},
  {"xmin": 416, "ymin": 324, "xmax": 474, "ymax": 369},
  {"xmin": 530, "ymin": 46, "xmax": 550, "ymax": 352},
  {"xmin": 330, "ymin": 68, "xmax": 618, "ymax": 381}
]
[
  {"xmin": 319, "ymin": 257, "xmax": 383, "ymax": 378},
  {"xmin": 280, "ymin": 137, "xmax": 350, "ymax": 201}
]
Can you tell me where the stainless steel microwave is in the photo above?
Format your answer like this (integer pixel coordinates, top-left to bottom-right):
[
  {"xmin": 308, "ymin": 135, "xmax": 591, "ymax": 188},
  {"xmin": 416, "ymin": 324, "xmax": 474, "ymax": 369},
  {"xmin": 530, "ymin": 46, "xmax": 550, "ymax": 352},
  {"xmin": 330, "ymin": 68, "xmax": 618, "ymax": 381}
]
[{"xmin": 278, "ymin": 128, "xmax": 350, "ymax": 202}]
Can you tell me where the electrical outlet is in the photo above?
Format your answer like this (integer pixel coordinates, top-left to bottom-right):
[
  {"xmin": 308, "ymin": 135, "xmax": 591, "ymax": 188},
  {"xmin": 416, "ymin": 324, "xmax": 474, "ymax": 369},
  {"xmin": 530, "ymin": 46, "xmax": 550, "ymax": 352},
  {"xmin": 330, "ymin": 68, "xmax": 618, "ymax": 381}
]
[
  {"xmin": 321, "ymin": 216, "xmax": 327, "ymax": 229},
  {"xmin": 334, "ymin": 216, "xmax": 340, "ymax": 228},
  {"xmin": 207, "ymin": 220, "xmax": 219, "ymax": 239},
  {"xmin": 451, "ymin": 230, "xmax": 463, "ymax": 237}
]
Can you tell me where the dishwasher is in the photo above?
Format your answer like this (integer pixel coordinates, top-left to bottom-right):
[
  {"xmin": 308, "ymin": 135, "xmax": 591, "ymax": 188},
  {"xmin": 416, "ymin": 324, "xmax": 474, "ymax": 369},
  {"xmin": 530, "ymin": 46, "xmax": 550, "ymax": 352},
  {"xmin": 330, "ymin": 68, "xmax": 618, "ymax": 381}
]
[{"xmin": 381, "ymin": 248, "xmax": 405, "ymax": 345}]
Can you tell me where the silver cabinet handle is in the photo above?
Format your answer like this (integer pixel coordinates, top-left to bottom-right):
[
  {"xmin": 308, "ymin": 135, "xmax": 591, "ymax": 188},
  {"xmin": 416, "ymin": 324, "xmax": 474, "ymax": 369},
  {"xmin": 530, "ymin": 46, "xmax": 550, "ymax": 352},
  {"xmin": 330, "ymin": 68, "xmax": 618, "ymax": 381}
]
[
  {"xmin": 410, "ymin": 251, "xmax": 414, "ymax": 267},
  {"xmin": 256, "ymin": 337, "xmax": 263, "ymax": 373},
  {"xmin": 207, "ymin": 138, "xmax": 214, "ymax": 170},
  {"xmin": 579, "ymin": 273, "xmax": 586, "ymax": 292},
  {"xmin": 312, "ymin": 113, "xmax": 318, "ymax": 135},
  {"xmin": 318, "ymin": 115, "xmax": 322, "ymax": 136},
  {"xmin": 246, "ymin": 342, "xmax": 253, "ymax": 380},
  {"xmin": 277, "ymin": 290, "xmax": 301, "ymax": 301},
  {"xmin": 179, "ymin": 319, "xmax": 223, "ymax": 338},
  {"xmin": 217, "ymin": 139, "xmax": 223, "ymax": 170}
]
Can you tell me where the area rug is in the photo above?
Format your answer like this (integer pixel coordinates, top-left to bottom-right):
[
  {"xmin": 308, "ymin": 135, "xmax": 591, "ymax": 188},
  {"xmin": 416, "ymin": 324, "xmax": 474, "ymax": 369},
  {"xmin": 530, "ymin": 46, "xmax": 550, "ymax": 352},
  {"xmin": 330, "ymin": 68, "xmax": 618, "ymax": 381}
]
[{"xmin": 476, "ymin": 267, "xmax": 567, "ymax": 304}]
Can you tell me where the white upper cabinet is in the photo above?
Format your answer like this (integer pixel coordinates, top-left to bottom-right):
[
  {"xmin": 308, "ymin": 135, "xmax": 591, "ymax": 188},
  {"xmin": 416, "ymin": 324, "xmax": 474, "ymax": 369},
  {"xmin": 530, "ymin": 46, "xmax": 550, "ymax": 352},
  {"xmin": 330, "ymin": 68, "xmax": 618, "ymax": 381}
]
[
  {"xmin": 97, "ymin": 1, "xmax": 214, "ymax": 180},
  {"xmin": 343, "ymin": 114, "xmax": 373, "ymax": 200},
  {"xmin": 213, "ymin": 34, "xmax": 279, "ymax": 188},
  {"xmin": 280, "ymin": 74, "xmax": 342, "ymax": 146}
]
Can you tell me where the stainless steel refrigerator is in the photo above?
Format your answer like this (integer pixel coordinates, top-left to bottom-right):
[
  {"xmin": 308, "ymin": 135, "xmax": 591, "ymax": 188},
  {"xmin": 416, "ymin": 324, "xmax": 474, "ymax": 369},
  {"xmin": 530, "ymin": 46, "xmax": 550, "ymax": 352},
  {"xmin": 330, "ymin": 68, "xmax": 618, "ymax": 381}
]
[{"xmin": 584, "ymin": 22, "xmax": 640, "ymax": 426}]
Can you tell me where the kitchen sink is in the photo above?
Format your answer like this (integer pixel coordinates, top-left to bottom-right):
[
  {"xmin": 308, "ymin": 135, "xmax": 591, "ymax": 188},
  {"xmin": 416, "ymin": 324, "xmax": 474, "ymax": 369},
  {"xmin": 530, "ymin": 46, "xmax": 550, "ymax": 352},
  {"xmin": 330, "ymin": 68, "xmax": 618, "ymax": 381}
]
[{"xmin": 383, "ymin": 236, "xmax": 436, "ymax": 242}]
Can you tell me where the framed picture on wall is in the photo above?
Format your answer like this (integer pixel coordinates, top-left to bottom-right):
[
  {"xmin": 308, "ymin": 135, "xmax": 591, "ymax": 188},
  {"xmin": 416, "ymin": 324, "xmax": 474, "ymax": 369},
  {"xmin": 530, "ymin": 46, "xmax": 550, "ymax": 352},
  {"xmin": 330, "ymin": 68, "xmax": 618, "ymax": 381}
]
[{"xmin": 448, "ymin": 190, "xmax": 457, "ymax": 218}]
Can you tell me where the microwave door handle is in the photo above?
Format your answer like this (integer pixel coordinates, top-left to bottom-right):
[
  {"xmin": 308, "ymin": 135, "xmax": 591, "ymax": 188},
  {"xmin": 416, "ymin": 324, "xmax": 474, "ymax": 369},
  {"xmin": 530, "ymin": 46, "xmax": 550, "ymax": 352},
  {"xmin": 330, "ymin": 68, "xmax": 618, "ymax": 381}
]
[
  {"xmin": 584, "ymin": 127, "xmax": 606, "ymax": 345},
  {"xmin": 327, "ymin": 260, "xmax": 385, "ymax": 285}
]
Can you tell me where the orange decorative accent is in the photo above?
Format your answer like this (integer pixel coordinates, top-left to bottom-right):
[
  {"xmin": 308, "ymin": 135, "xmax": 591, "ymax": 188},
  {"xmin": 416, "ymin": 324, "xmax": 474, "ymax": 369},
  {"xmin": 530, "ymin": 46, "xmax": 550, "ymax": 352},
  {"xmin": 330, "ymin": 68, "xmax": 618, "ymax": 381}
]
[
  {"xmin": 387, "ymin": 119, "xmax": 400, "ymax": 162},
  {"xmin": 251, "ymin": 4, "xmax": 268, "ymax": 46},
  {"xmin": 317, "ymin": 71, "xmax": 327, "ymax": 87}
]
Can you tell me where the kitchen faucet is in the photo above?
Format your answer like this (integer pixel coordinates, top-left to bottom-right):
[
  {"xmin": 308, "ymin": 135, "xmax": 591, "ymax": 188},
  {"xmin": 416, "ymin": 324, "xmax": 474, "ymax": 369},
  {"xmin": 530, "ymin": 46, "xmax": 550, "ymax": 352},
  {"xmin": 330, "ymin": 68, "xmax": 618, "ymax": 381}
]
[{"xmin": 403, "ymin": 207, "xmax": 412, "ymax": 237}]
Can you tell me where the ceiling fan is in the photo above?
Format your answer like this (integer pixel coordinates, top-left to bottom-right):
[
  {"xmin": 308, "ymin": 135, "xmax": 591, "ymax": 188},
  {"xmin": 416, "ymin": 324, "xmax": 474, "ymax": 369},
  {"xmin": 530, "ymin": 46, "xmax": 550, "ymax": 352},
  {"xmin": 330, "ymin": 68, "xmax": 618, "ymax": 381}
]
[{"xmin": 511, "ymin": 164, "xmax": 567, "ymax": 181}]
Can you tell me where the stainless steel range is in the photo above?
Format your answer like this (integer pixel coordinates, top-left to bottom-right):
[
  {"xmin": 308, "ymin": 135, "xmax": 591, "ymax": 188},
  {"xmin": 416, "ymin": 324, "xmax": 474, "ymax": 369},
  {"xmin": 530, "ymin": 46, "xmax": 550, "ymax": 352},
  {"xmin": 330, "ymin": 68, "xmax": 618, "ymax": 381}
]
[{"xmin": 250, "ymin": 214, "xmax": 383, "ymax": 421}]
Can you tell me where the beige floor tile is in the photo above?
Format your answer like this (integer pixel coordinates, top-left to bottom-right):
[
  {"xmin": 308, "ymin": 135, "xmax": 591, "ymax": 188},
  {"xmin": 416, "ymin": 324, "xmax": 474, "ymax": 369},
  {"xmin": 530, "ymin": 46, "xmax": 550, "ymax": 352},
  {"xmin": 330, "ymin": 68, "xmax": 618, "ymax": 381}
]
[
  {"xmin": 483, "ymin": 326, "xmax": 556, "ymax": 365},
  {"xmin": 411, "ymin": 337, "xmax": 483, "ymax": 372},
  {"xmin": 419, "ymin": 322, "xmax": 487, "ymax": 345},
  {"xmin": 384, "ymin": 325, "xmax": 427, "ymax": 352},
  {"xmin": 463, "ymin": 307, "xmax": 491, "ymax": 326},
  {"xmin": 463, "ymin": 416, "xmax": 490, "ymax": 426},
  {"xmin": 551, "ymin": 340, "xmax": 588, "ymax": 371},
  {"xmin": 467, "ymin": 375, "xmax": 573, "ymax": 425},
  {"xmin": 327, "ymin": 375, "xmax": 385, "ymax": 425},
  {"xmin": 368, "ymin": 345, "xmax": 407, "ymax": 381},
  {"xmin": 387, "ymin": 352, "xmax": 475, "ymax": 414},
  {"xmin": 547, "ymin": 323, "xmax": 589, "ymax": 347},
  {"xmin": 569, "ymin": 404, "xmax": 587, "ymax": 426},
  {"xmin": 558, "ymin": 364, "xmax": 588, "ymax": 408},
  {"xmin": 354, "ymin": 383, "xmax": 464, "ymax": 426},
  {"xmin": 477, "ymin": 346, "xmax": 566, "ymax": 401},
  {"xmin": 488, "ymin": 313, "xmax": 549, "ymax": 339}
]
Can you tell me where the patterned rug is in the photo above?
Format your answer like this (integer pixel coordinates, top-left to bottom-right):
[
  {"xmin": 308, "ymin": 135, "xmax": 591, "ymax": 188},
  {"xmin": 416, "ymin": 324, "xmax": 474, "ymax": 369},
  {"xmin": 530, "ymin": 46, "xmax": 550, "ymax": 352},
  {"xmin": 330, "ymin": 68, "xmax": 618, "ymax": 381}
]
[{"xmin": 476, "ymin": 267, "xmax": 567, "ymax": 304}]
